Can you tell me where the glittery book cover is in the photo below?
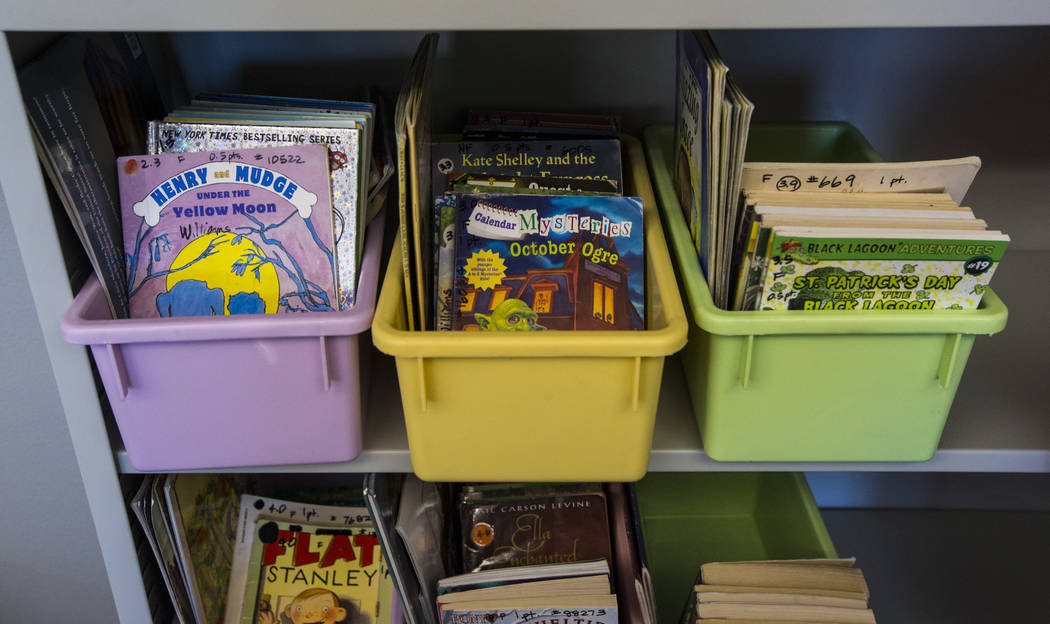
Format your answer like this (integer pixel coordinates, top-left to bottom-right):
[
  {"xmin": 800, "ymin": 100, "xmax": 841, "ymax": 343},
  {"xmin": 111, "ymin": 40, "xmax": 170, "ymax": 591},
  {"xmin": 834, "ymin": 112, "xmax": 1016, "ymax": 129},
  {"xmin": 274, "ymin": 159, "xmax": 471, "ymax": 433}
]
[
  {"xmin": 117, "ymin": 144, "xmax": 337, "ymax": 318},
  {"xmin": 149, "ymin": 120, "xmax": 362, "ymax": 309},
  {"xmin": 451, "ymin": 194, "xmax": 644, "ymax": 331}
]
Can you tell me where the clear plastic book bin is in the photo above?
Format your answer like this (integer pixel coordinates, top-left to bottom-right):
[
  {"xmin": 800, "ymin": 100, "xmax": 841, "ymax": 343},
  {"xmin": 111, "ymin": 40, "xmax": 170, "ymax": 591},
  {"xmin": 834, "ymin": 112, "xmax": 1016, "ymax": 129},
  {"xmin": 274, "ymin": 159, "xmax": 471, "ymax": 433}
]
[
  {"xmin": 644, "ymin": 124, "xmax": 1008, "ymax": 462},
  {"xmin": 59, "ymin": 213, "xmax": 386, "ymax": 471},
  {"xmin": 371, "ymin": 136, "xmax": 688, "ymax": 482}
]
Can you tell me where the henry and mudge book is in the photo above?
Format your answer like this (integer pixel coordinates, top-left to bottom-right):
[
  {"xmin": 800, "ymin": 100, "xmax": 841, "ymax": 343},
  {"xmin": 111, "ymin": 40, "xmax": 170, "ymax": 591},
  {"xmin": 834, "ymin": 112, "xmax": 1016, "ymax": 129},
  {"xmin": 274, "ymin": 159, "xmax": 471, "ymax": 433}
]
[
  {"xmin": 450, "ymin": 194, "xmax": 644, "ymax": 331},
  {"xmin": 117, "ymin": 144, "xmax": 337, "ymax": 318}
]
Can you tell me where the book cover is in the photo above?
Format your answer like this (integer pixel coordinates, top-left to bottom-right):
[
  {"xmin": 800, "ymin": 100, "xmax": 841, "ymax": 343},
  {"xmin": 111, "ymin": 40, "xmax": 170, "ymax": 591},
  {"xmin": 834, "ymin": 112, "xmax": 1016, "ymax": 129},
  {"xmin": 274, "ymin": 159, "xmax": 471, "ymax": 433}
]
[
  {"xmin": 459, "ymin": 486, "xmax": 612, "ymax": 573},
  {"xmin": 673, "ymin": 30, "xmax": 711, "ymax": 274},
  {"xmin": 757, "ymin": 230, "xmax": 1009, "ymax": 310},
  {"xmin": 240, "ymin": 518, "xmax": 393, "ymax": 624},
  {"xmin": 451, "ymin": 194, "xmax": 644, "ymax": 331},
  {"xmin": 432, "ymin": 139, "xmax": 623, "ymax": 200},
  {"xmin": 117, "ymin": 144, "xmax": 337, "ymax": 317},
  {"xmin": 149, "ymin": 120, "xmax": 362, "ymax": 309}
]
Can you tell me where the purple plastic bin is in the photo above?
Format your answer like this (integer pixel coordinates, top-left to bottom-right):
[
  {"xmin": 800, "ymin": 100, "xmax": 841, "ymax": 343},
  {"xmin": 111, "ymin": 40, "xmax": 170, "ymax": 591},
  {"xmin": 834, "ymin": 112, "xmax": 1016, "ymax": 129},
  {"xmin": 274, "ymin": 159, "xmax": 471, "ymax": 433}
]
[{"xmin": 60, "ymin": 214, "xmax": 386, "ymax": 471}]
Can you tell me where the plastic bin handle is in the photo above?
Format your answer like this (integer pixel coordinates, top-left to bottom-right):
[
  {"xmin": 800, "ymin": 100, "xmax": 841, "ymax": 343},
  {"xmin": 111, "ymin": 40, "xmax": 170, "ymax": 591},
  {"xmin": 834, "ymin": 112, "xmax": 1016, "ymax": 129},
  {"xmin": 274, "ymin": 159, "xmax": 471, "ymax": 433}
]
[
  {"xmin": 106, "ymin": 343, "xmax": 130, "ymax": 399},
  {"xmin": 739, "ymin": 335, "xmax": 755, "ymax": 388},
  {"xmin": 937, "ymin": 334, "xmax": 963, "ymax": 389},
  {"xmin": 319, "ymin": 336, "xmax": 331, "ymax": 392}
]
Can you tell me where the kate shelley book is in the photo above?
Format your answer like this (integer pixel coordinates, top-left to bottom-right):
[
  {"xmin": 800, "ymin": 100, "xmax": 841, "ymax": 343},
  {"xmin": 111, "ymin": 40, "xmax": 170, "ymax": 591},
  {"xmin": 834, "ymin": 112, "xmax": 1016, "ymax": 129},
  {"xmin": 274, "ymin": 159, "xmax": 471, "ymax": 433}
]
[{"xmin": 117, "ymin": 144, "xmax": 337, "ymax": 318}]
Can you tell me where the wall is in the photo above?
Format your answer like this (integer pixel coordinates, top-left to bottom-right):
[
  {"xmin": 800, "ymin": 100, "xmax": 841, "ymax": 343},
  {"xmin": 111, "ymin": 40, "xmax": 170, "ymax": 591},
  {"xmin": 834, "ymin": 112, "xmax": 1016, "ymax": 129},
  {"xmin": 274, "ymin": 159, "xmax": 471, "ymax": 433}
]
[{"xmin": 0, "ymin": 186, "xmax": 118, "ymax": 622}]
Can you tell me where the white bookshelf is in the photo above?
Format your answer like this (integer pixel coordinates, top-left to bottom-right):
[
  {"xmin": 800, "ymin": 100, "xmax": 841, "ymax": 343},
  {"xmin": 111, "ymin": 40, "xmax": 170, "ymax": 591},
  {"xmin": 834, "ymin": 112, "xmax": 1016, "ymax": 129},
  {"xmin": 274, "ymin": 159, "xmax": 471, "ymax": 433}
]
[
  {"xmin": 1, "ymin": 13, "xmax": 1048, "ymax": 624},
  {"xmin": 3, "ymin": 0, "xmax": 1050, "ymax": 30}
]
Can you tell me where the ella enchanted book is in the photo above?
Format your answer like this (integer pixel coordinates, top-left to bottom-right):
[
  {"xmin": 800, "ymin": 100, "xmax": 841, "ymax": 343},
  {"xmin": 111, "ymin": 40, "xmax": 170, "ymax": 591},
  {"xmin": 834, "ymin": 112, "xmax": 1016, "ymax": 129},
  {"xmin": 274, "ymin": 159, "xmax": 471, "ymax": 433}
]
[
  {"xmin": 452, "ymin": 194, "xmax": 644, "ymax": 331},
  {"xmin": 117, "ymin": 144, "xmax": 337, "ymax": 318}
]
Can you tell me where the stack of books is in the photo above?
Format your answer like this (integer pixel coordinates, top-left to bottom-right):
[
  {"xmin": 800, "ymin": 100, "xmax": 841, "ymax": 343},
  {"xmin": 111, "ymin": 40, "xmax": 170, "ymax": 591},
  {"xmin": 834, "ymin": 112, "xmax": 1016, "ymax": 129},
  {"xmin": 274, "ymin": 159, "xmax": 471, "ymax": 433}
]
[
  {"xmin": 437, "ymin": 561, "xmax": 617, "ymax": 624},
  {"xmin": 731, "ymin": 190, "xmax": 1008, "ymax": 311},
  {"xmin": 688, "ymin": 558, "xmax": 876, "ymax": 623}
]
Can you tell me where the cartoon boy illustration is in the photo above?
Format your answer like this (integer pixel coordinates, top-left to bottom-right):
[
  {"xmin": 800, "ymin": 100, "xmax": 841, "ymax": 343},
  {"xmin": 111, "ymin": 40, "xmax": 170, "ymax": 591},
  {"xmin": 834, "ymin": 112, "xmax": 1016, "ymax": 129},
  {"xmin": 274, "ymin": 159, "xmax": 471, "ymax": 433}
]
[{"xmin": 280, "ymin": 588, "xmax": 348, "ymax": 624}]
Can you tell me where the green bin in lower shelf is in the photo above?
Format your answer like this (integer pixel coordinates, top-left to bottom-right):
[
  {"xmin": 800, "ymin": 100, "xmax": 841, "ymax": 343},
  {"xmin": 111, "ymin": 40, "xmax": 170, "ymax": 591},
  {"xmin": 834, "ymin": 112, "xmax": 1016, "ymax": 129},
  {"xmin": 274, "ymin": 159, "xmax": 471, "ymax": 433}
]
[
  {"xmin": 643, "ymin": 124, "xmax": 1008, "ymax": 462},
  {"xmin": 635, "ymin": 472, "xmax": 836, "ymax": 622}
]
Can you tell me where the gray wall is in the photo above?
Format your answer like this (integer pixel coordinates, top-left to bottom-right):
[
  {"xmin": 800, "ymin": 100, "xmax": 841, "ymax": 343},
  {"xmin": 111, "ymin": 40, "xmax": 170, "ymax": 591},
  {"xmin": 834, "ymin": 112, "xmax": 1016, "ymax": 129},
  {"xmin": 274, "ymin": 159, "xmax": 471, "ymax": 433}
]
[{"xmin": 0, "ymin": 186, "xmax": 118, "ymax": 622}]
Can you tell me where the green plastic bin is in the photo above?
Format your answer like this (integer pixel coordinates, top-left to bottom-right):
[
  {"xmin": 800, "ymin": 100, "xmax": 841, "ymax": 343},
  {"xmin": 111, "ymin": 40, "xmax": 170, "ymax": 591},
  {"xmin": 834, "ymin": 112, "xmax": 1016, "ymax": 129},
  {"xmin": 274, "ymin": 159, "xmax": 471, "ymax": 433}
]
[
  {"xmin": 644, "ymin": 124, "xmax": 1008, "ymax": 462},
  {"xmin": 635, "ymin": 472, "xmax": 837, "ymax": 621}
]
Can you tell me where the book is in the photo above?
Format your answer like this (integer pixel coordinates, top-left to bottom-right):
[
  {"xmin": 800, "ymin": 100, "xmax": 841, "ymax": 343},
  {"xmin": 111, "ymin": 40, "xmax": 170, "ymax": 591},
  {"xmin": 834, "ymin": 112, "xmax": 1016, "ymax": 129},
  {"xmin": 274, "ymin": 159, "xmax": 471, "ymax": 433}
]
[
  {"xmin": 439, "ymin": 596, "xmax": 618, "ymax": 624},
  {"xmin": 673, "ymin": 30, "xmax": 753, "ymax": 309},
  {"xmin": 464, "ymin": 109, "xmax": 621, "ymax": 139},
  {"xmin": 699, "ymin": 562, "xmax": 870, "ymax": 596},
  {"xmin": 431, "ymin": 139, "xmax": 623, "ymax": 202},
  {"xmin": 439, "ymin": 560, "xmax": 611, "ymax": 595},
  {"xmin": 450, "ymin": 194, "xmax": 644, "ymax": 331},
  {"xmin": 162, "ymin": 474, "xmax": 252, "ymax": 624},
  {"xmin": 239, "ymin": 518, "xmax": 393, "ymax": 624},
  {"xmin": 695, "ymin": 602, "xmax": 876, "ymax": 624},
  {"xmin": 20, "ymin": 33, "xmax": 170, "ymax": 318},
  {"xmin": 447, "ymin": 172, "xmax": 620, "ymax": 195},
  {"xmin": 129, "ymin": 476, "xmax": 195, "ymax": 624},
  {"xmin": 117, "ymin": 144, "xmax": 337, "ymax": 317},
  {"xmin": 395, "ymin": 33, "xmax": 439, "ymax": 331},
  {"xmin": 458, "ymin": 483, "xmax": 612, "ymax": 573},
  {"xmin": 754, "ymin": 227, "xmax": 1009, "ymax": 311},
  {"xmin": 147, "ymin": 120, "xmax": 363, "ymax": 309}
]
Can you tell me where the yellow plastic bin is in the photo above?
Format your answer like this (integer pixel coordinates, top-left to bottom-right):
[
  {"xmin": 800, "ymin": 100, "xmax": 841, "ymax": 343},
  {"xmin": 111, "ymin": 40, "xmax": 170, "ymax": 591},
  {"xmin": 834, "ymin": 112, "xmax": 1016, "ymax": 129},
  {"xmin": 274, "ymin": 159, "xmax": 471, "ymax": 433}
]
[
  {"xmin": 644, "ymin": 124, "xmax": 1008, "ymax": 462},
  {"xmin": 372, "ymin": 135, "xmax": 688, "ymax": 482}
]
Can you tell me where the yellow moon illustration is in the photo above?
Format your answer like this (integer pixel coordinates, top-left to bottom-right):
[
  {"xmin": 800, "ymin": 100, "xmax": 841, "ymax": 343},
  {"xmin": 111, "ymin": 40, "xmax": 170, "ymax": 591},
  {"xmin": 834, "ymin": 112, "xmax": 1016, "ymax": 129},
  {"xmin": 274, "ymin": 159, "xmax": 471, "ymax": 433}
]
[{"xmin": 166, "ymin": 232, "xmax": 280, "ymax": 314}]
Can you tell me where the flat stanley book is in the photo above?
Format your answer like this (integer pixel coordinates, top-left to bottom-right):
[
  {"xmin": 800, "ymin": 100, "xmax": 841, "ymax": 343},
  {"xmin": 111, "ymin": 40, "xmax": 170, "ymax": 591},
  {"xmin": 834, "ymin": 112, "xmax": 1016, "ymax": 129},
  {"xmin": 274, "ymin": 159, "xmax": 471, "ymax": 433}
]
[{"xmin": 117, "ymin": 144, "xmax": 337, "ymax": 318}]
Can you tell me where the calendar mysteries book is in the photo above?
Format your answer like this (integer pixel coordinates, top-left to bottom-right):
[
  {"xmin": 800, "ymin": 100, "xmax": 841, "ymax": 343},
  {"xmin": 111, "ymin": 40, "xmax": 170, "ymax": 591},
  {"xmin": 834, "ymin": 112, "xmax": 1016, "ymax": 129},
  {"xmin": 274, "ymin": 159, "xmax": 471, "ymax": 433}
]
[
  {"xmin": 118, "ymin": 144, "xmax": 337, "ymax": 318},
  {"xmin": 451, "ymin": 194, "xmax": 644, "ymax": 331},
  {"xmin": 148, "ymin": 120, "xmax": 362, "ymax": 309},
  {"xmin": 240, "ymin": 518, "xmax": 394, "ymax": 624},
  {"xmin": 756, "ymin": 229, "xmax": 1009, "ymax": 311}
]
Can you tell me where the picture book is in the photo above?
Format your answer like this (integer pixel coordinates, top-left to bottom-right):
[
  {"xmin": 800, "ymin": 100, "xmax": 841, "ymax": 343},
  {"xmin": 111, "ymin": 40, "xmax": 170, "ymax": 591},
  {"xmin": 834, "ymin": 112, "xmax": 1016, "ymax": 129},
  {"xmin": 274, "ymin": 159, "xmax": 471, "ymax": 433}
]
[
  {"xmin": 225, "ymin": 494, "xmax": 388, "ymax": 624},
  {"xmin": 754, "ymin": 228, "xmax": 1009, "ymax": 310},
  {"xmin": 129, "ymin": 475, "xmax": 194, "ymax": 624},
  {"xmin": 20, "ymin": 33, "xmax": 172, "ymax": 318},
  {"xmin": 117, "ymin": 144, "xmax": 337, "ymax": 318},
  {"xmin": 148, "ymin": 120, "xmax": 362, "ymax": 308},
  {"xmin": 459, "ymin": 483, "xmax": 612, "ymax": 573},
  {"xmin": 450, "ymin": 194, "xmax": 644, "ymax": 331},
  {"xmin": 163, "ymin": 474, "xmax": 253, "ymax": 624},
  {"xmin": 239, "ymin": 518, "xmax": 393, "ymax": 624}
]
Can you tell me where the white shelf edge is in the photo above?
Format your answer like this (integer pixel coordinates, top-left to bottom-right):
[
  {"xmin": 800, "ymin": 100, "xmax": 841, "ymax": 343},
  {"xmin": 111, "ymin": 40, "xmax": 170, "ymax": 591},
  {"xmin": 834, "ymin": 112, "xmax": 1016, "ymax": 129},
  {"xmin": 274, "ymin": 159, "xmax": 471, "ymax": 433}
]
[{"xmin": 3, "ymin": 0, "xmax": 1050, "ymax": 31}]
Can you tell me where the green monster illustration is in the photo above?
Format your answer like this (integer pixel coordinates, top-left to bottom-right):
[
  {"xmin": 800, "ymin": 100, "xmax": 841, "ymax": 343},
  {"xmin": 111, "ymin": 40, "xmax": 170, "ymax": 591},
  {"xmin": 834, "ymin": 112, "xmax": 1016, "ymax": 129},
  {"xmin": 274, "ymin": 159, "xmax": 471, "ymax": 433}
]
[
  {"xmin": 475, "ymin": 298, "xmax": 546, "ymax": 331},
  {"xmin": 787, "ymin": 266, "xmax": 865, "ymax": 311}
]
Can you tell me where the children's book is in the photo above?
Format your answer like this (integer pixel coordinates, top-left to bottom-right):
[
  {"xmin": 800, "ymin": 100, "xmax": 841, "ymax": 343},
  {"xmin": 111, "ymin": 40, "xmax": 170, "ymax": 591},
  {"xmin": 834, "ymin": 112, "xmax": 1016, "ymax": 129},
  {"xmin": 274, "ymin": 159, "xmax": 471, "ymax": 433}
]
[
  {"xmin": 450, "ymin": 194, "xmax": 644, "ymax": 331},
  {"xmin": 163, "ymin": 474, "xmax": 252, "ymax": 624},
  {"xmin": 117, "ymin": 144, "xmax": 337, "ymax": 318},
  {"xmin": 238, "ymin": 518, "xmax": 393, "ymax": 624},
  {"xmin": 147, "ymin": 120, "xmax": 362, "ymax": 309},
  {"xmin": 458, "ymin": 483, "xmax": 612, "ymax": 573},
  {"xmin": 753, "ymin": 227, "xmax": 1009, "ymax": 310},
  {"xmin": 225, "ymin": 493, "xmax": 388, "ymax": 624}
]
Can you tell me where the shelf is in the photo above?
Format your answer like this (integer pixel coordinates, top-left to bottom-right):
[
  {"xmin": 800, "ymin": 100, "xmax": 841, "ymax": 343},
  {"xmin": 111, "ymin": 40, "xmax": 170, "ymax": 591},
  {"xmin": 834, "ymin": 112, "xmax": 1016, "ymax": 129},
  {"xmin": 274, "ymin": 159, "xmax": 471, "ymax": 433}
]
[
  {"xmin": 3, "ymin": 1, "xmax": 1050, "ymax": 31},
  {"xmin": 115, "ymin": 250, "xmax": 1050, "ymax": 475}
]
